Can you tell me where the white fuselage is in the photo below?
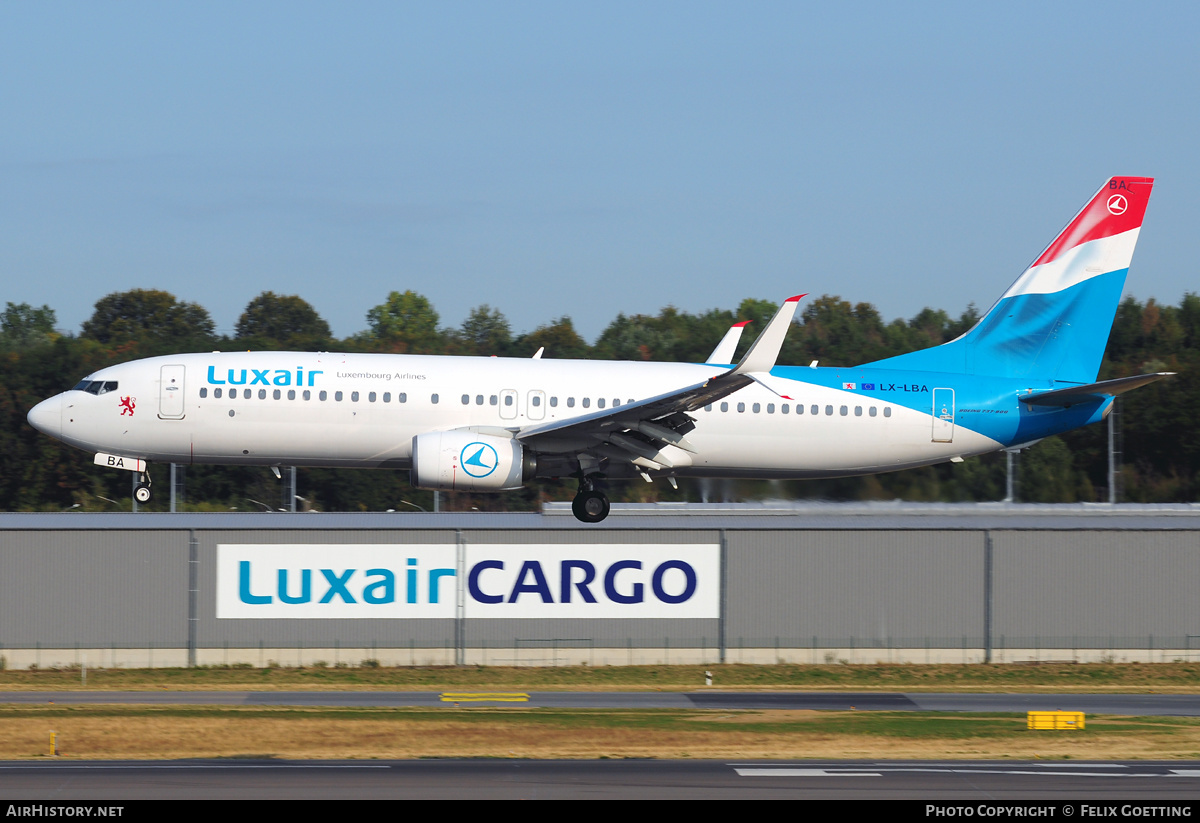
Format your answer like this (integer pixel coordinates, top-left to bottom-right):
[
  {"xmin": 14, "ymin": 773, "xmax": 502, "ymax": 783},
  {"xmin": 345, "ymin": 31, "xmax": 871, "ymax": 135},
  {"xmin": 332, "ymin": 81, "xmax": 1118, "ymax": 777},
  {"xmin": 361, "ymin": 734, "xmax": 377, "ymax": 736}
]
[{"xmin": 36, "ymin": 351, "xmax": 1001, "ymax": 479}]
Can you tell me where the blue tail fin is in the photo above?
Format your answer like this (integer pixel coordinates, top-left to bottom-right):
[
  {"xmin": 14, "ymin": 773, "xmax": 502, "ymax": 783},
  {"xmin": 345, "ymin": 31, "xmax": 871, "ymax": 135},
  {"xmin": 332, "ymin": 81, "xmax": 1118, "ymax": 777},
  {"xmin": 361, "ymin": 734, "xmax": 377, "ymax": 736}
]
[{"xmin": 865, "ymin": 176, "xmax": 1154, "ymax": 383}]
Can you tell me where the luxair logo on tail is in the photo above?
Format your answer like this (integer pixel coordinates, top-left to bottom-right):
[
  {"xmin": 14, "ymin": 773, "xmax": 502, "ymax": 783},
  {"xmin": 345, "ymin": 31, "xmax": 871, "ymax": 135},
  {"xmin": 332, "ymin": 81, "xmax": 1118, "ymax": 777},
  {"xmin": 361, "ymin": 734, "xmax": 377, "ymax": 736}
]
[{"xmin": 461, "ymin": 442, "xmax": 499, "ymax": 478}]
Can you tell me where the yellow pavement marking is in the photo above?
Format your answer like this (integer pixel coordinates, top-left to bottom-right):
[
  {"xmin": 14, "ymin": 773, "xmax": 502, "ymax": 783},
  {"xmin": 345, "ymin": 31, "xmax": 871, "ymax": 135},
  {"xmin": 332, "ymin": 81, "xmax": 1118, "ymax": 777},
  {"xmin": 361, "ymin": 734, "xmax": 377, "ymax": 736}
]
[{"xmin": 440, "ymin": 692, "xmax": 530, "ymax": 702}]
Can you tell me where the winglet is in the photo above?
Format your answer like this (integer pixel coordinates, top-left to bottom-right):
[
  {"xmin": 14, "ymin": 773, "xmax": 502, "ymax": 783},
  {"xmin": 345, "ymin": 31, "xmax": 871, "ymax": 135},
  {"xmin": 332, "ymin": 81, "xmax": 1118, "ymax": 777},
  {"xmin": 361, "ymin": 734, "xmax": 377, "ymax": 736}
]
[
  {"xmin": 730, "ymin": 295, "xmax": 804, "ymax": 374},
  {"xmin": 705, "ymin": 321, "xmax": 752, "ymax": 364}
]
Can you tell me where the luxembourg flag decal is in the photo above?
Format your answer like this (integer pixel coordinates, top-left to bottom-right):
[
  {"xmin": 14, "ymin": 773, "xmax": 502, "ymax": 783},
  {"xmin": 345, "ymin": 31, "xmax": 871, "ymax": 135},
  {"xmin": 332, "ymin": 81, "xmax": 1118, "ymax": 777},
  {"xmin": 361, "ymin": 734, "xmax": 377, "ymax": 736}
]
[{"xmin": 843, "ymin": 382, "xmax": 856, "ymax": 390}]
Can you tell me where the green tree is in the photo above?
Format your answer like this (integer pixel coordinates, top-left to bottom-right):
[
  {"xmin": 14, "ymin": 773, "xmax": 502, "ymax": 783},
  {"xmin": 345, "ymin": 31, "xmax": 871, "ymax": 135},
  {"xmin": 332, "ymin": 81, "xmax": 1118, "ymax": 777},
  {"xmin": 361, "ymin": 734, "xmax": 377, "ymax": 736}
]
[
  {"xmin": 235, "ymin": 292, "xmax": 332, "ymax": 350},
  {"xmin": 362, "ymin": 290, "xmax": 442, "ymax": 353},
  {"xmin": 0, "ymin": 303, "xmax": 57, "ymax": 350},
  {"xmin": 514, "ymin": 317, "xmax": 591, "ymax": 359},
  {"xmin": 454, "ymin": 304, "xmax": 512, "ymax": 356},
  {"xmin": 81, "ymin": 289, "xmax": 215, "ymax": 353}
]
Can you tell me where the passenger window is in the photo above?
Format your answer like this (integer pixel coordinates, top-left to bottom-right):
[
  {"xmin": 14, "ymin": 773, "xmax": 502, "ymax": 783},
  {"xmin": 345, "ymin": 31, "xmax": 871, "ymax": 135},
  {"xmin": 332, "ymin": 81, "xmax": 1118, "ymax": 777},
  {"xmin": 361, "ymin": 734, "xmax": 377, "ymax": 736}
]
[
  {"xmin": 275, "ymin": 389, "xmax": 283, "ymax": 400},
  {"xmin": 567, "ymin": 398, "xmax": 575, "ymax": 408},
  {"xmin": 613, "ymin": 399, "xmax": 621, "ymax": 407},
  {"xmin": 784, "ymin": 404, "xmax": 791, "ymax": 414},
  {"xmin": 839, "ymin": 405, "xmax": 847, "ymax": 416},
  {"xmin": 854, "ymin": 406, "xmax": 862, "ymax": 416},
  {"xmin": 351, "ymin": 391, "xmax": 359, "ymax": 402},
  {"xmin": 258, "ymin": 389, "xmax": 267, "ymax": 399},
  {"xmin": 504, "ymin": 395, "xmax": 513, "ymax": 406},
  {"xmin": 319, "ymin": 390, "xmax": 328, "ymax": 401},
  {"xmin": 304, "ymin": 390, "xmax": 311, "ymax": 401},
  {"xmin": 811, "ymin": 405, "xmax": 818, "ymax": 415},
  {"xmin": 288, "ymin": 390, "xmax": 296, "ymax": 400},
  {"xmin": 335, "ymin": 391, "xmax": 343, "ymax": 401},
  {"xmin": 461, "ymin": 394, "xmax": 470, "ymax": 405},
  {"xmin": 582, "ymin": 398, "xmax": 590, "ymax": 408},
  {"xmin": 550, "ymin": 397, "xmax": 558, "ymax": 407},
  {"xmin": 825, "ymin": 405, "xmax": 833, "ymax": 416},
  {"xmin": 431, "ymin": 394, "xmax": 439, "ymax": 404},
  {"xmin": 399, "ymin": 393, "xmax": 407, "ymax": 403},
  {"xmin": 383, "ymin": 392, "xmax": 390, "ymax": 403},
  {"xmin": 884, "ymin": 407, "xmax": 892, "ymax": 417},
  {"xmin": 199, "ymin": 387, "xmax": 208, "ymax": 398},
  {"xmin": 704, "ymin": 404, "xmax": 712, "ymax": 412},
  {"xmin": 597, "ymin": 398, "xmax": 605, "ymax": 409},
  {"xmin": 720, "ymin": 402, "xmax": 729, "ymax": 412},
  {"xmin": 869, "ymin": 406, "xmax": 877, "ymax": 417},
  {"xmin": 489, "ymin": 395, "xmax": 497, "ymax": 406},
  {"xmin": 476, "ymin": 395, "xmax": 484, "ymax": 405},
  {"xmin": 737, "ymin": 402, "xmax": 745, "ymax": 413},
  {"xmin": 229, "ymin": 388, "xmax": 238, "ymax": 399},
  {"xmin": 767, "ymin": 403, "xmax": 774, "ymax": 414},
  {"xmin": 214, "ymin": 388, "xmax": 223, "ymax": 399},
  {"xmin": 369, "ymin": 392, "xmax": 376, "ymax": 402},
  {"xmin": 752, "ymin": 403, "xmax": 761, "ymax": 413},
  {"xmin": 532, "ymin": 395, "xmax": 542, "ymax": 407}
]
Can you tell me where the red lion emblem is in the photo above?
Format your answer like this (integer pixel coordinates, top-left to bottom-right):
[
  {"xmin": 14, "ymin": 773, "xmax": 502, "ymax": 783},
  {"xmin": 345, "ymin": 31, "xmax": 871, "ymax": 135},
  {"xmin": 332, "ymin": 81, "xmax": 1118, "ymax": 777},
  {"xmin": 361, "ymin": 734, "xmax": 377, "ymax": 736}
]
[{"xmin": 119, "ymin": 396, "xmax": 136, "ymax": 416}]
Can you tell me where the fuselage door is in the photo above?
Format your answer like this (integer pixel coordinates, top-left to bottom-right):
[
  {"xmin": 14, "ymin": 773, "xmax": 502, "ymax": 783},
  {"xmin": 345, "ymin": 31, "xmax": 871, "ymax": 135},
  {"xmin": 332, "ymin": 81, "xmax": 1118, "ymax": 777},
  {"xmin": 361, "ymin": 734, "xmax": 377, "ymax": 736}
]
[
  {"xmin": 527, "ymin": 389, "xmax": 546, "ymax": 420},
  {"xmin": 932, "ymin": 387, "xmax": 954, "ymax": 442},
  {"xmin": 159, "ymin": 364, "xmax": 186, "ymax": 420},
  {"xmin": 499, "ymin": 389, "xmax": 518, "ymax": 420}
]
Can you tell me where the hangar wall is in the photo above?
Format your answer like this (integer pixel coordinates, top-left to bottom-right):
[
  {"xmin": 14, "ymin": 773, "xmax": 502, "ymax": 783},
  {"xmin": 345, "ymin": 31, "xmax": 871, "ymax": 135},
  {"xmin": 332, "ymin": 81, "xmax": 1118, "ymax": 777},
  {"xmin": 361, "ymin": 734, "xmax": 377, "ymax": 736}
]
[{"xmin": 1, "ymin": 506, "xmax": 1197, "ymax": 667}]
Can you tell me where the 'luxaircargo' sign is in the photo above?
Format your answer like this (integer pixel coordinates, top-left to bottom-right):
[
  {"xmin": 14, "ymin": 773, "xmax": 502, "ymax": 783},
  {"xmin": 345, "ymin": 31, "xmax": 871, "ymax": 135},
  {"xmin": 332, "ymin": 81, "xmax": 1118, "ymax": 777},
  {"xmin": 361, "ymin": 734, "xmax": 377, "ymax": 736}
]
[{"xmin": 216, "ymin": 544, "xmax": 719, "ymax": 619}]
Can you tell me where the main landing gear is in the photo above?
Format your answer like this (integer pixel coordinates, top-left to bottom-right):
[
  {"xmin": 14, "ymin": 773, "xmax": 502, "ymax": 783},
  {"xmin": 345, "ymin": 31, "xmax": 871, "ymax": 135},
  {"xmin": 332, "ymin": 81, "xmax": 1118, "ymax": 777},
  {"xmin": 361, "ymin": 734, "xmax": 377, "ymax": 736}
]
[
  {"xmin": 571, "ymin": 477, "xmax": 610, "ymax": 523},
  {"xmin": 134, "ymin": 471, "xmax": 152, "ymax": 504}
]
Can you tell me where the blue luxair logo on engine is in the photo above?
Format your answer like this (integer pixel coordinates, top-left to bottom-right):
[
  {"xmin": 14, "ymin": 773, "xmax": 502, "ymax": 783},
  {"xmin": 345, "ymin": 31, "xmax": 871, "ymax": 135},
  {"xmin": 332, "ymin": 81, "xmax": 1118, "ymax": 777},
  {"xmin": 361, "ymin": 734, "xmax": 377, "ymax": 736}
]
[{"xmin": 460, "ymin": 442, "xmax": 499, "ymax": 478}]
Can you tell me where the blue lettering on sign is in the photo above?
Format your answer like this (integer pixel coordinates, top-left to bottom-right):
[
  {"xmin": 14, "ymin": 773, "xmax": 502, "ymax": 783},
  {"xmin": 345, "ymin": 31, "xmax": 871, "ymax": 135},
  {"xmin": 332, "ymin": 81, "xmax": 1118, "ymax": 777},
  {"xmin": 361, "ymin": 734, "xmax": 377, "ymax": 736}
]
[
  {"xmin": 278, "ymin": 569, "xmax": 311, "ymax": 604},
  {"xmin": 509, "ymin": 561, "xmax": 553, "ymax": 603},
  {"xmin": 469, "ymin": 560, "xmax": 505, "ymax": 604},
  {"xmin": 561, "ymin": 560, "xmax": 597, "ymax": 603},
  {"xmin": 240, "ymin": 560, "xmax": 271, "ymax": 604},
  {"xmin": 605, "ymin": 560, "xmax": 644, "ymax": 604},
  {"xmin": 363, "ymin": 569, "xmax": 395, "ymax": 604},
  {"xmin": 237, "ymin": 561, "xmax": 456, "ymax": 606},
  {"xmin": 235, "ymin": 557, "xmax": 698, "ymax": 608}
]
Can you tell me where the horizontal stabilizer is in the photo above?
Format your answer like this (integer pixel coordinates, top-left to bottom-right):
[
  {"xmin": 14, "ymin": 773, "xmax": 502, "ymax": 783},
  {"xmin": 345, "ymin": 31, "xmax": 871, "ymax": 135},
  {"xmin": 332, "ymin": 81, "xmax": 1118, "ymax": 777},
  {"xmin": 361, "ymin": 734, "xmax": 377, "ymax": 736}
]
[{"xmin": 1022, "ymin": 372, "xmax": 1174, "ymax": 407}]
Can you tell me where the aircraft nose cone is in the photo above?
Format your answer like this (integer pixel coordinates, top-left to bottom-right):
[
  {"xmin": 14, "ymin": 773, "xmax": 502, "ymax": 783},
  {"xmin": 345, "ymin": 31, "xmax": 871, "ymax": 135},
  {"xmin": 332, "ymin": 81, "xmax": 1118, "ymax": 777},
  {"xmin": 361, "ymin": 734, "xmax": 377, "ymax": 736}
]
[{"xmin": 27, "ymin": 394, "xmax": 62, "ymax": 439}]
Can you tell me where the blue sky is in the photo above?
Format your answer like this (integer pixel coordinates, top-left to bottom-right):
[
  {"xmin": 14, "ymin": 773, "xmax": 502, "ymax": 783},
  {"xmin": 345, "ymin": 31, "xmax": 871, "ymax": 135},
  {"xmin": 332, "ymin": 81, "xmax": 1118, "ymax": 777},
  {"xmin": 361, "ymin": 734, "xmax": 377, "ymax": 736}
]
[{"xmin": 2, "ymin": 2, "xmax": 1197, "ymax": 342}]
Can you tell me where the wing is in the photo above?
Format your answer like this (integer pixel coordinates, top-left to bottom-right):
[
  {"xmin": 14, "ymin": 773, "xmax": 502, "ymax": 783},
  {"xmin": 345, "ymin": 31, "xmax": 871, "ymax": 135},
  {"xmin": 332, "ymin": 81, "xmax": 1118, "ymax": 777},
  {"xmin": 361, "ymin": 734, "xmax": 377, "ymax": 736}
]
[{"xmin": 517, "ymin": 296, "xmax": 804, "ymax": 471}]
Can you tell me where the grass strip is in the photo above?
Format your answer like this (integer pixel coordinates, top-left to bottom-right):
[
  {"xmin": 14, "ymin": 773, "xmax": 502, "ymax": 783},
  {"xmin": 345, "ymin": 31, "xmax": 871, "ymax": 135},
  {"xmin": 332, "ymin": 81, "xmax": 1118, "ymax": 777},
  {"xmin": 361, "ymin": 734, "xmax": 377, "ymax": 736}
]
[
  {"xmin": 3, "ymin": 706, "xmax": 1200, "ymax": 761},
  {"xmin": 2, "ymin": 662, "xmax": 1200, "ymax": 692}
]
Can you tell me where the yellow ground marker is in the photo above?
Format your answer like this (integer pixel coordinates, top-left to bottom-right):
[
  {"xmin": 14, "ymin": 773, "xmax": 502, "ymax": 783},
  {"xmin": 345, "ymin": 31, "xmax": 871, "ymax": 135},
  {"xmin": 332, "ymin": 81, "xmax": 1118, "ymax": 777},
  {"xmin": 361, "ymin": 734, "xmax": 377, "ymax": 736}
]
[
  {"xmin": 440, "ymin": 692, "xmax": 530, "ymax": 703},
  {"xmin": 1027, "ymin": 711, "xmax": 1085, "ymax": 730}
]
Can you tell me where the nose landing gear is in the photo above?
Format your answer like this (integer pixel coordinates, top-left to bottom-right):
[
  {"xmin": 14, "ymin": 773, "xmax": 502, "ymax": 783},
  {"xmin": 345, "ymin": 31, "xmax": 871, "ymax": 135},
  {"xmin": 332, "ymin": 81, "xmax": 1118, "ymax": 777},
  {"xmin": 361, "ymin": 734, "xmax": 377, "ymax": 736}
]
[
  {"xmin": 134, "ymin": 471, "xmax": 152, "ymax": 504},
  {"xmin": 571, "ymin": 476, "xmax": 610, "ymax": 523}
]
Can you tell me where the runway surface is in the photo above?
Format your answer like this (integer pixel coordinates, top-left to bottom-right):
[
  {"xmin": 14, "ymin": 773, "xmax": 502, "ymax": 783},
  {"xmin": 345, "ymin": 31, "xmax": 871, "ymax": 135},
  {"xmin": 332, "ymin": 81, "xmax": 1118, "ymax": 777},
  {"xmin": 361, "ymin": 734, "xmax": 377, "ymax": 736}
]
[
  {"xmin": 5, "ymin": 690, "xmax": 1200, "ymax": 715},
  {"xmin": 3, "ymin": 759, "xmax": 1200, "ymax": 799}
]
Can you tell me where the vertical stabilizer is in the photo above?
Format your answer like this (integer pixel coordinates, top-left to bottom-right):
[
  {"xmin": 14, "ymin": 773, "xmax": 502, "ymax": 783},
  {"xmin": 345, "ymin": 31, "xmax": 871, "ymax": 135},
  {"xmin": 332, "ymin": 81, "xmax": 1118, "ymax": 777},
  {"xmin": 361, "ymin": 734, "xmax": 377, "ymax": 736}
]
[{"xmin": 866, "ymin": 176, "xmax": 1154, "ymax": 383}]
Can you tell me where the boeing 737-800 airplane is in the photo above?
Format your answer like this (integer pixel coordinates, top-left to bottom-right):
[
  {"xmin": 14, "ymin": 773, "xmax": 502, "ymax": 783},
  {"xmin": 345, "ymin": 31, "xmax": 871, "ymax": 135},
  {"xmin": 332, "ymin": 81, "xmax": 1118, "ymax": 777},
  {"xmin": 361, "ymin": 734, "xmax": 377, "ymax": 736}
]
[{"xmin": 28, "ymin": 177, "xmax": 1168, "ymax": 522}]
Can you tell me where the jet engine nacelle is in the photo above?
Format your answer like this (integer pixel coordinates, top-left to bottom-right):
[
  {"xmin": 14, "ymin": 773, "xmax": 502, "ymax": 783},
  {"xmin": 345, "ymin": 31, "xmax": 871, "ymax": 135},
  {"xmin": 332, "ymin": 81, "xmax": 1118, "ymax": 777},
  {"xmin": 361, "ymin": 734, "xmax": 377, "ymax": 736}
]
[{"xmin": 410, "ymin": 431, "xmax": 535, "ymax": 491}]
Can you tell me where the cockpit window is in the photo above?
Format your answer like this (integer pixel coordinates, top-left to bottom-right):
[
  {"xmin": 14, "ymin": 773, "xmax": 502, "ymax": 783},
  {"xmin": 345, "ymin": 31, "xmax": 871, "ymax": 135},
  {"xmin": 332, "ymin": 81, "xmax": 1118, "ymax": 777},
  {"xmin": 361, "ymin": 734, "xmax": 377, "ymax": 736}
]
[{"xmin": 71, "ymin": 380, "xmax": 118, "ymax": 395}]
